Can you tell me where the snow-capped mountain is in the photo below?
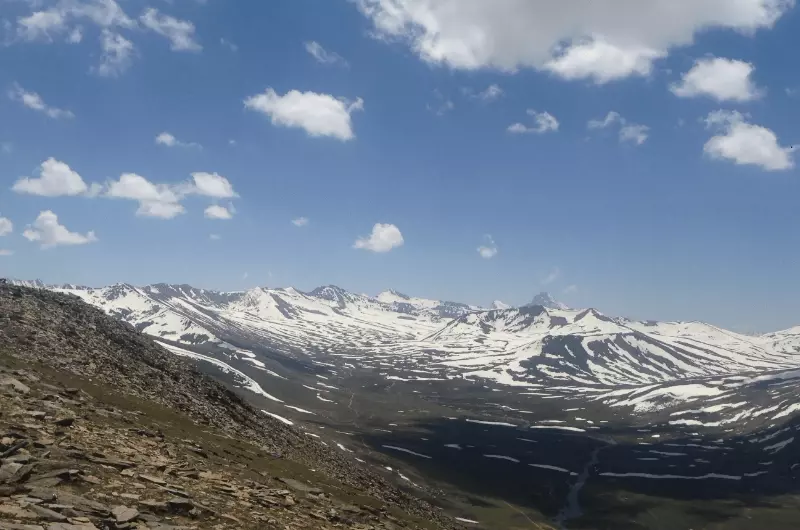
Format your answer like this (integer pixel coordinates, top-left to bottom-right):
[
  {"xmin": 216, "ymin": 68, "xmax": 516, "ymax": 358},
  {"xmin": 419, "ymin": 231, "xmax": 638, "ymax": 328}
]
[
  {"xmin": 527, "ymin": 291, "xmax": 570, "ymax": 310},
  {"xmin": 10, "ymin": 279, "xmax": 800, "ymax": 389},
  {"xmin": 491, "ymin": 300, "xmax": 510, "ymax": 310},
  {"xmin": 407, "ymin": 304, "xmax": 799, "ymax": 387}
]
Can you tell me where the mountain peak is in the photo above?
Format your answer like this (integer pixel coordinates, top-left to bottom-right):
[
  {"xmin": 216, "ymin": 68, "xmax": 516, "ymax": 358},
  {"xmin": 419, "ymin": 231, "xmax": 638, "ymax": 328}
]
[
  {"xmin": 376, "ymin": 289, "xmax": 411, "ymax": 303},
  {"xmin": 491, "ymin": 300, "xmax": 510, "ymax": 310},
  {"xmin": 526, "ymin": 291, "xmax": 569, "ymax": 310}
]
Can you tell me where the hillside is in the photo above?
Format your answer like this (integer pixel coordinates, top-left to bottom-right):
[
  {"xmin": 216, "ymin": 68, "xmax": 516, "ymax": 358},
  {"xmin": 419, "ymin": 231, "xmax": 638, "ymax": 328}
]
[
  {"xmin": 0, "ymin": 283, "xmax": 459, "ymax": 529},
  {"xmin": 5, "ymin": 280, "xmax": 800, "ymax": 528}
]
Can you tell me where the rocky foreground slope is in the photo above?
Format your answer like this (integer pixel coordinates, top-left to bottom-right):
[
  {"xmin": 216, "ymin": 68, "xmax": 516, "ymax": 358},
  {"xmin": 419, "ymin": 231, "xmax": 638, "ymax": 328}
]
[{"xmin": 0, "ymin": 284, "xmax": 461, "ymax": 530}]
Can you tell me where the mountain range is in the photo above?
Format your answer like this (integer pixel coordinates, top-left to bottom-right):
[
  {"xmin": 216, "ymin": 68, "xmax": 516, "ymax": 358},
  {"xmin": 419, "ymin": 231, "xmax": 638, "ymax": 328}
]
[{"xmin": 11, "ymin": 279, "xmax": 799, "ymax": 388}]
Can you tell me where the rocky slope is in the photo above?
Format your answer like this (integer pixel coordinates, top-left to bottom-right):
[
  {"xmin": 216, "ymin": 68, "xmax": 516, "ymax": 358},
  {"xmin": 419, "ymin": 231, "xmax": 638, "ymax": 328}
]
[{"xmin": 0, "ymin": 283, "xmax": 460, "ymax": 530}]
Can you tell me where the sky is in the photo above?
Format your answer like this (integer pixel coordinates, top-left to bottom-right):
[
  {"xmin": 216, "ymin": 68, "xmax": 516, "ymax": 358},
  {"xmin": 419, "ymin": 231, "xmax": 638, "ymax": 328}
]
[{"xmin": 1, "ymin": 0, "xmax": 800, "ymax": 332}]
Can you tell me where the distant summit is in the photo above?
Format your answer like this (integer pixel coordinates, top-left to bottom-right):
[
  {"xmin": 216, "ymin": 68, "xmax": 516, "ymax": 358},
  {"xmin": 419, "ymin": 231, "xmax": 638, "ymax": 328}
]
[
  {"xmin": 526, "ymin": 291, "xmax": 569, "ymax": 310},
  {"xmin": 491, "ymin": 300, "xmax": 510, "ymax": 310}
]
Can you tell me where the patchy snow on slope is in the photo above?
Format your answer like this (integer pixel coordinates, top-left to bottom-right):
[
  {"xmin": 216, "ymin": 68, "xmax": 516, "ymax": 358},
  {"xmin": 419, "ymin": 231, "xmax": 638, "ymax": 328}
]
[{"xmin": 156, "ymin": 341, "xmax": 283, "ymax": 402}]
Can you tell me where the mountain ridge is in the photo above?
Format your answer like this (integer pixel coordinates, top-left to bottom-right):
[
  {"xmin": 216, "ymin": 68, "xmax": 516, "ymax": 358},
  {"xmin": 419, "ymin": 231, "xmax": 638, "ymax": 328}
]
[{"xmin": 7, "ymin": 278, "xmax": 800, "ymax": 389}]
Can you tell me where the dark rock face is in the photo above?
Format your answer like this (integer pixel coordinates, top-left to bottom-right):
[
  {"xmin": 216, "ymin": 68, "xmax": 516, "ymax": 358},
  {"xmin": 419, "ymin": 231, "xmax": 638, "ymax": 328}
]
[{"xmin": 0, "ymin": 284, "xmax": 454, "ymax": 530}]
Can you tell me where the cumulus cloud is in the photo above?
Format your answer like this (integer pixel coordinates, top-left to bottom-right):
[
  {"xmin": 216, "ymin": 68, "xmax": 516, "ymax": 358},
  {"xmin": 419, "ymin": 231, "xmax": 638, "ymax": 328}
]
[
  {"xmin": 0, "ymin": 216, "xmax": 12, "ymax": 237},
  {"xmin": 140, "ymin": 8, "xmax": 201, "ymax": 51},
  {"xmin": 353, "ymin": 223, "xmax": 404, "ymax": 252},
  {"xmin": 671, "ymin": 57, "xmax": 763, "ymax": 101},
  {"xmin": 104, "ymin": 173, "xmax": 185, "ymax": 219},
  {"xmin": 8, "ymin": 84, "xmax": 74, "ymax": 119},
  {"xmin": 204, "ymin": 204, "xmax": 233, "ymax": 220},
  {"xmin": 292, "ymin": 217, "xmax": 309, "ymax": 227},
  {"xmin": 12, "ymin": 158, "xmax": 90, "ymax": 197},
  {"xmin": 96, "ymin": 30, "xmax": 135, "ymax": 77},
  {"xmin": 545, "ymin": 39, "xmax": 663, "ymax": 84},
  {"xmin": 507, "ymin": 110, "xmax": 559, "ymax": 134},
  {"xmin": 23, "ymin": 210, "xmax": 97, "ymax": 249},
  {"xmin": 304, "ymin": 41, "xmax": 348, "ymax": 66},
  {"xmin": 355, "ymin": 0, "xmax": 789, "ymax": 83},
  {"xmin": 703, "ymin": 110, "xmax": 794, "ymax": 171},
  {"xmin": 102, "ymin": 171, "xmax": 238, "ymax": 218},
  {"xmin": 477, "ymin": 235, "xmax": 498, "ymax": 259},
  {"xmin": 587, "ymin": 111, "xmax": 649, "ymax": 145},
  {"xmin": 155, "ymin": 131, "xmax": 201, "ymax": 149},
  {"xmin": 184, "ymin": 172, "xmax": 238, "ymax": 199},
  {"xmin": 244, "ymin": 88, "xmax": 364, "ymax": 141}
]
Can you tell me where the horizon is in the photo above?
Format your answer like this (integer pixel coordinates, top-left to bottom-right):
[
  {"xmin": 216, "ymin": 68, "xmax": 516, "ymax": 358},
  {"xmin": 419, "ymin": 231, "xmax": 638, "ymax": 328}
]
[{"xmin": 10, "ymin": 276, "xmax": 793, "ymax": 335}]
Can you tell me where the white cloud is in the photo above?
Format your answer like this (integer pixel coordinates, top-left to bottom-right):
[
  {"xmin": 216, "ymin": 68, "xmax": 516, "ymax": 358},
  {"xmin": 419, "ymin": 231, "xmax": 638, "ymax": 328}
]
[
  {"xmin": 155, "ymin": 131, "xmax": 201, "ymax": 149},
  {"xmin": 8, "ymin": 84, "xmax": 73, "ymax": 119},
  {"xmin": 292, "ymin": 217, "xmax": 309, "ymax": 227},
  {"xmin": 477, "ymin": 84, "xmax": 503, "ymax": 101},
  {"xmin": 185, "ymin": 172, "xmax": 238, "ymax": 198},
  {"xmin": 135, "ymin": 200, "xmax": 185, "ymax": 219},
  {"xmin": 355, "ymin": 0, "xmax": 790, "ymax": 83},
  {"xmin": 619, "ymin": 124, "xmax": 650, "ymax": 145},
  {"xmin": 101, "ymin": 171, "xmax": 237, "ymax": 219},
  {"xmin": 15, "ymin": 2, "xmax": 138, "ymax": 76},
  {"xmin": 209, "ymin": 233, "xmax": 221, "ymax": 240},
  {"xmin": 23, "ymin": 210, "xmax": 97, "ymax": 249},
  {"xmin": 429, "ymin": 99, "xmax": 454, "ymax": 116},
  {"xmin": 0, "ymin": 216, "xmax": 12, "ymax": 236},
  {"xmin": 140, "ymin": 8, "xmax": 201, "ymax": 52},
  {"xmin": 17, "ymin": 9, "xmax": 67, "ymax": 41},
  {"xmin": 67, "ymin": 26, "xmax": 83, "ymax": 43},
  {"xmin": 477, "ymin": 235, "xmax": 498, "ymax": 259},
  {"xmin": 104, "ymin": 173, "xmax": 185, "ymax": 218},
  {"xmin": 563, "ymin": 284, "xmax": 578, "ymax": 294},
  {"xmin": 97, "ymin": 29, "xmax": 135, "ymax": 77},
  {"xmin": 220, "ymin": 38, "xmax": 238, "ymax": 51},
  {"xmin": 204, "ymin": 204, "xmax": 233, "ymax": 220},
  {"xmin": 545, "ymin": 39, "xmax": 663, "ymax": 84},
  {"xmin": 671, "ymin": 57, "xmax": 763, "ymax": 101},
  {"xmin": 353, "ymin": 223, "xmax": 404, "ymax": 253},
  {"xmin": 16, "ymin": 0, "xmax": 134, "ymax": 42},
  {"xmin": 69, "ymin": 0, "xmax": 134, "ymax": 29},
  {"xmin": 244, "ymin": 88, "xmax": 363, "ymax": 141},
  {"xmin": 304, "ymin": 41, "xmax": 348, "ymax": 66},
  {"xmin": 542, "ymin": 267, "xmax": 561, "ymax": 285},
  {"xmin": 0, "ymin": 250, "xmax": 13, "ymax": 256},
  {"xmin": 507, "ymin": 110, "xmax": 559, "ymax": 134},
  {"xmin": 703, "ymin": 110, "xmax": 794, "ymax": 171},
  {"xmin": 12, "ymin": 158, "xmax": 89, "ymax": 197},
  {"xmin": 242, "ymin": 272, "xmax": 249, "ymax": 280},
  {"xmin": 589, "ymin": 111, "xmax": 622, "ymax": 130},
  {"xmin": 427, "ymin": 90, "xmax": 454, "ymax": 115},
  {"xmin": 587, "ymin": 111, "xmax": 649, "ymax": 145}
]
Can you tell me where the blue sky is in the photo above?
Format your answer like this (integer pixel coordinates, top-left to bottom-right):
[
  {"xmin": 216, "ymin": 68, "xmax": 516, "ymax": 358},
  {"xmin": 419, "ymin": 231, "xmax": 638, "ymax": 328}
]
[{"xmin": 1, "ymin": 0, "xmax": 800, "ymax": 332}]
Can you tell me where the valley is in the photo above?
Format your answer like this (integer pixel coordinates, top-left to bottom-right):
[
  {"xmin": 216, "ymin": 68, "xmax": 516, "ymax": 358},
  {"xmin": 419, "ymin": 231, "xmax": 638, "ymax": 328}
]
[{"xmin": 10, "ymin": 279, "xmax": 800, "ymax": 529}]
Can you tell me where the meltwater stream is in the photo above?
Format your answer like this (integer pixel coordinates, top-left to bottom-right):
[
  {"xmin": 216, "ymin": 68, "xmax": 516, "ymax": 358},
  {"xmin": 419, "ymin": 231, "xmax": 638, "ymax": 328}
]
[{"xmin": 554, "ymin": 445, "xmax": 604, "ymax": 528}]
